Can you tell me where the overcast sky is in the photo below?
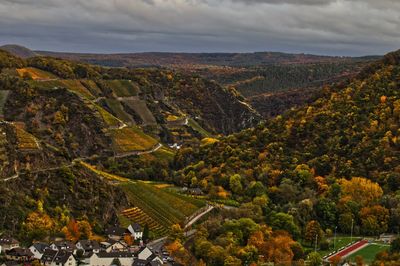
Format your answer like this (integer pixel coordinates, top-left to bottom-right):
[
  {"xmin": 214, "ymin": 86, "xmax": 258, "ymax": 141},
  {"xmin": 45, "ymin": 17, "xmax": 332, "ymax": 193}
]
[{"xmin": 0, "ymin": 0, "xmax": 399, "ymax": 56}]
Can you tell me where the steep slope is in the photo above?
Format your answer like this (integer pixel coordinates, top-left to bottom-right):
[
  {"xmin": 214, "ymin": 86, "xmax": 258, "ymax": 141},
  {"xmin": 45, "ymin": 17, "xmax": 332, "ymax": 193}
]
[
  {"xmin": 176, "ymin": 50, "xmax": 400, "ymax": 189},
  {"xmin": 196, "ymin": 60, "xmax": 372, "ymax": 118},
  {"xmin": 0, "ymin": 49, "xmax": 260, "ymax": 240},
  {"xmin": 4, "ymin": 87, "xmax": 113, "ymax": 159},
  {"xmin": 0, "ymin": 164, "xmax": 129, "ymax": 238},
  {"xmin": 174, "ymin": 49, "xmax": 400, "ymax": 236}
]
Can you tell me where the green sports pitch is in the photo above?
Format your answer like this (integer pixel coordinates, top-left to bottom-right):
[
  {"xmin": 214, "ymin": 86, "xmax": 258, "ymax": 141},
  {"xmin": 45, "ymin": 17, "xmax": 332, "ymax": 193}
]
[{"xmin": 347, "ymin": 242, "xmax": 390, "ymax": 264}]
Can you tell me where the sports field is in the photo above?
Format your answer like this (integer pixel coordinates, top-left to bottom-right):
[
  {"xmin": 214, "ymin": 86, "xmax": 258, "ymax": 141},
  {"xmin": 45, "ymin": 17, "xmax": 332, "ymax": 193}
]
[
  {"xmin": 347, "ymin": 243, "xmax": 390, "ymax": 264},
  {"xmin": 319, "ymin": 236, "xmax": 361, "ymax": 257}
]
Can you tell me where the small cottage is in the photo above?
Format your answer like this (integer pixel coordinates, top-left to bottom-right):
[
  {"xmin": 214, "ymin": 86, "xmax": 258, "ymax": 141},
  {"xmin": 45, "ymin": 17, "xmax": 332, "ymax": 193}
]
[
  {"xmin": 41, "ymin": 249, "xmax": 76, "ymax": 266},
  {"xmin": 5, "ymin": 248, "xmax": 34, "ymax": 262},
  {"xmin": 87, "ymin": 251, "xmax": 135, "ymax": 266},
  {"xmin": 75, "ymin": 240, "xmax": 100, "ymax": 254},
  {"xmin": 29, "ymin": 242, "xmax": 50, "ymax": 259},
  {"xmin": 105, "ymin": 226, "xmax": 127, "ymax": 241},
  {"xmin": 128, "ymin": 223, "xmax": 143, "ymax": 240},
  {"xmin": 50, "ymin": 241, "xmax": 76, "ymax": 252},
  {"xmin": 0, "ymin": 237, "xmax": 19, "ymax": 252},
  {"xmin": 100, "ymin": 239, "xmax": 128, "ymax": 253}
]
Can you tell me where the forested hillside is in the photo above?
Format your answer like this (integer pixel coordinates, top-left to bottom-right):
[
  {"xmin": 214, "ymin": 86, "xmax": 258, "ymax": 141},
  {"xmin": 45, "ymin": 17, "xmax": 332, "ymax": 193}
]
[
  {"xmin": 1, "ymin": 46, "xmax": 399, "ymax": 265},
  {"xmin": 35, "ymin": 46, "xmax": 374, "ymax": 119},
  {"xmin": 195, "ymin": 60, "xmax": 372, "ymax": 118},
  {"xmin": 171, "ymin": 50, "xmax": 400, "ymax": 265},
  {"xmin": 0, "ymin": 48, "xmax": 259, "ymax": 242}
]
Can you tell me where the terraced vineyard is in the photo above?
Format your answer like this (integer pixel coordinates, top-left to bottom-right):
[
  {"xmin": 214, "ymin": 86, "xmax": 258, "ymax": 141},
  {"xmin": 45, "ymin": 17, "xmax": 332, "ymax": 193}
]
[
  {"xmin": 123, "ymin": 98, "xmax": 156, "ymax": 125},
  {"xmin": 16, "ymin": 67, "xmax": 57, "ymax": 80},
  {"xmin": 121, "ymin": 207, "xmax": 168, "ymax": 236},
  {"xmin": 103, "ymin": 99, "xmax": 135, "ymax": 124},
  {"xmin": 110, "ymin": 126, "xmax": 158, "ymax": 153},
  {"xmin": 119, "ymin": 181, "xmax": 206, "ymax": 233},
  {"xmin": 105, "ymin": 80, "xmax": 140, "ymax": 97},
  {"xmin": 28, "ymin": 79, "xmax": 95, "ymax": 100},
  {"xmin": 94, "ymin": 104, "xmax": 122, "ymax": 128},
  {"xmin": 80, "ymin": 80, "xmax": 102, "ymax": 96},
  {"xmin": 14, "ymin": 124, "xmax": 40, "ymax": 150}
]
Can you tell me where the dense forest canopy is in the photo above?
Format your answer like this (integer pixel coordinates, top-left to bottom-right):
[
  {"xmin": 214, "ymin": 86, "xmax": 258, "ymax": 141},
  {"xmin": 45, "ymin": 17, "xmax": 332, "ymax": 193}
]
[{"xmin": 167, "ymin": 50, "xmax": 400, "ymax": 264}]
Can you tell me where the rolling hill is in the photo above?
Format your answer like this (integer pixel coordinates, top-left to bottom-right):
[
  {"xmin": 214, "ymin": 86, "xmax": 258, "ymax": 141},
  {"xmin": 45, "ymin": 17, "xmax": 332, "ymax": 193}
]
[{"xmin": 34, "ymin": 47, "xmax": 377, "ymax": 119}]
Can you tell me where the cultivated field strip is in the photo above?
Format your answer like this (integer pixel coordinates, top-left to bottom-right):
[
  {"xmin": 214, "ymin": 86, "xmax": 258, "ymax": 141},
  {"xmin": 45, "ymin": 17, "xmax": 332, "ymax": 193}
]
[{"xmin": 120, "ymin": 181, "xmax": 206, "ymax": 231}]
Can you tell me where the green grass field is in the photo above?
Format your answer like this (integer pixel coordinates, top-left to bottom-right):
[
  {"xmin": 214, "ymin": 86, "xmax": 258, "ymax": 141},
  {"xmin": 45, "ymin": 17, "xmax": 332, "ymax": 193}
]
[
  {"xmin": 347, "ymin": 243, "xmax": 390, "ymax": 264},
  {"xmin": 119, "ymin": 181, "xmax": 206, "ymax": 234}
]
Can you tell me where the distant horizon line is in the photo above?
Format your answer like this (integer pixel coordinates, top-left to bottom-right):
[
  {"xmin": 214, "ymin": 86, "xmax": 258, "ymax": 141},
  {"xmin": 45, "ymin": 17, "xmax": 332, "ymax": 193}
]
[{"xmin": 0, "ymin": 43, "xmax": 383, "ymax": 58}]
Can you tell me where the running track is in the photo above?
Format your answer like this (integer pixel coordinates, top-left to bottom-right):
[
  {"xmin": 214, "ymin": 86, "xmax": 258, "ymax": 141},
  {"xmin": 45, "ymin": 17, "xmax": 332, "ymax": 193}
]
[{"xmin": 326, "ymin": 240, "xmax": 369, "ymax": 261}]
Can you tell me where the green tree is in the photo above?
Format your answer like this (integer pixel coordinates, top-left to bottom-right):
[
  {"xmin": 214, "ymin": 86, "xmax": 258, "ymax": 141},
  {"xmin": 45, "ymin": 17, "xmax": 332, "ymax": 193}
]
[
  {"xmin": 391, "ymin": 238, "xmax": 400, "ymax": 253},
  {"xmin": 290, "ymin": 242, "xmax": 304, "ymax": 261},
  {"xmin": 338, "ymin": 212, "xmax": 354, "ymax": 233},
  {"xmin": 316, "ymin": 198, "xmax": 337, "ymax": 229},
  {"xmin": 308, "ymin": 252, "xmax": 322, "ymax": 266},
  {"xmin": 224, "ymin": 256, "xmax": 242, "ymax": 266},
  {"xmin": 229, "ymin": 174, "xmax": 243, "ymax": 194},
  {"xmin": 143, "ymin": 224, "xmax": 150, "ymax": 241},
  {"xmin": 269, "ymin": 212, "xmax": 300, "ymax": 239},
  {"xmin": 305, "ymin": 220, "xmax": 322, "ymax": 245},
  {"xmin": 170, "ymin": 224, "xmax": 184, "ymax": 241}
]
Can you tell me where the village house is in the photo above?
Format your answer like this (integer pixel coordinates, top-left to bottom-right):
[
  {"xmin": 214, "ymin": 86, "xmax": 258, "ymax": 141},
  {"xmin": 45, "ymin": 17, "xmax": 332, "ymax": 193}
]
[
  {"xmin": 50, "ymin": 241, "xmax": 76, "ymax": 252},
  {"xmin": 75, "ymin": 240, "xmax": 100, "ymax": 255},
  {"xmin": 0, "ymin": 237, "xmax": 19, "ymax": 252},
  {"xmin": 133, "ymin": 258, "xmax": 163, "ymax": 266},
  {"xmin": 136, "ymin": 246, "xmax": 156, "ymax": 261},
  {"xmin": 41, "ymin": 249, "xmax": 76, "ymax": 266},
  {"xmin": 128, "ymin": 223, "xmax": 143, "ymax": 240},
  {"xmin": 5, "ymin": 248, "xmax": 34, "ymax": 262},
  {"xmin": 100, "ymin": 239, "xmax": 128, "ymax": 253},
  {"xmin": 134, "ymin": 247, "xmax": 163, "ymax": 266},
  {"xmin": 29, "ymin": 242, "xmax": 50, "ymax": 259},
  {"xmin": 86, "ymin": 251, "xmax": 135, "ymax": 266},
  {"xmin": 105, "ymin": 226, "xmax": 127, "ymax": 241}
]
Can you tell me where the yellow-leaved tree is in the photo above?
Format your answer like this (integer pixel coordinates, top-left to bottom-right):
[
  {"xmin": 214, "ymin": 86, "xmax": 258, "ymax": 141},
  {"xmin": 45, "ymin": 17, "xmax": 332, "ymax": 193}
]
[{"xmin": 339, "ymin": 177, "xmax": 383, "ymax": 206}]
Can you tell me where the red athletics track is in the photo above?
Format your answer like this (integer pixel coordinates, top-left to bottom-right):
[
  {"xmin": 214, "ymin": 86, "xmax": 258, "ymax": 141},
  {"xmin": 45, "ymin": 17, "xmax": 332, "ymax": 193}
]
[{"xmin": 326, "ymin": 240, "xmax": 369, "ymax": 261}]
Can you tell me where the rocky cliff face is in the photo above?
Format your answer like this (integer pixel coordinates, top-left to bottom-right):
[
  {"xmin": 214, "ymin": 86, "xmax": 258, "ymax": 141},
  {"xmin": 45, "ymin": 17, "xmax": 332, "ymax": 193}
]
[{"xmin": 166, "ymin": 77, "xmax": 261, "ymax": 134}]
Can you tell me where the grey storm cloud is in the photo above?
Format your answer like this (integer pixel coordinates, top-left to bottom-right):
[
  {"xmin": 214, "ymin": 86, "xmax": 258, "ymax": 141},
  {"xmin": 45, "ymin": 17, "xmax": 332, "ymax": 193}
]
[
  {"xmin": 230, "ymin": 0, "xmax": 334, "ymax": 6},
  {"xmin": 0, "ymin": 0, "xmax": 399, "ymax": 55}
]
